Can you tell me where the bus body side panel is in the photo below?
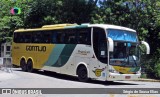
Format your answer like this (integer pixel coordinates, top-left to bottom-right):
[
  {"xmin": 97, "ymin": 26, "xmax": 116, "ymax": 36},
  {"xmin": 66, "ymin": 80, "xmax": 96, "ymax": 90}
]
[
  {"xmin": 12, "ymin": 42, "xmax": 55, "ymax": 69},
  {"xmin": 41, "ymin": 44, "xmax": 107, "ymax": 81},
  {"xmin": 12, "ymin": 42, "xmax": 108, "ymax": 81},
  {"xmin": 54, "ymin": 44, "xmax": 108, "ymax": 81},
  {"xmin": 70, "ymin": 44, "xmax": 92, "ymax": 76},
  {"xmin": 12, "ymin": 42, "xmax": 22, "ymax": 66},
  {"xmin": 90, "ymin": 60, "xmax": 108, "ymax": 81},
  {"xmin": 41, "ymin": 44, "xmax": 77, "ymax": 74}
]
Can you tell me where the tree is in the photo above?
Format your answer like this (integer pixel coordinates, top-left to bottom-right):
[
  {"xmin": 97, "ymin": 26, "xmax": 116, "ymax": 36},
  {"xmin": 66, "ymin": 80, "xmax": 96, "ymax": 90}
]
[
  {"xmin": 25, "ymin": 0, "xmax": 60, "ymax": 27},
  {"xmin": 25, "ymin": 0, "xmax": 98, "ymax": 27},
  {"xmin": 0, "ymin": 0, "xmax": 26, "ymax": 43},
  {"xmin": 0, "ymin": 0, "xmax": 160, "ymax": 78},
  {"xmin": 91, "ymin": 0, "xmax": 160, "ymax": 78},
  {"xmin": 60, "ymin": 0, "xmax": 97, "ymax": 24}
]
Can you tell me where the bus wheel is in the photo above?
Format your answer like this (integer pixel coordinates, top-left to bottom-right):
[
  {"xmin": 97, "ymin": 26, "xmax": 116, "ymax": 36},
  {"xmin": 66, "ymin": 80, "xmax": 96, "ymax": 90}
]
[
  {"xmin": 20, "ymin": 59, "xmax": 27, "ymax": 72},
  {"xmin": 27, "ymin": 60, "xmax": 33, "ymax": 72},
  {"xmin": 77, "ymin": 66, "xmax": 88, "ymax": 82}
]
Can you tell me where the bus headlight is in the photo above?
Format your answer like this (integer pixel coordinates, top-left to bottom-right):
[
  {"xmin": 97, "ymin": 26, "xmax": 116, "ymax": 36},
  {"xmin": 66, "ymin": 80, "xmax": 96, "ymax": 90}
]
[
  {"xmin": 136, "ymin": 68, "xmax": 141, "ymax": 74},
  {"xmin": 109, "ymin": 75, "xmax": 115, "ymax": 78},
  {"xmin": 109, "ymin": 69, "xmax": 119, "ymax": 73},
  {"xmin": 136, "ymin": 70, "xmax": 141, "ymax": 74}
]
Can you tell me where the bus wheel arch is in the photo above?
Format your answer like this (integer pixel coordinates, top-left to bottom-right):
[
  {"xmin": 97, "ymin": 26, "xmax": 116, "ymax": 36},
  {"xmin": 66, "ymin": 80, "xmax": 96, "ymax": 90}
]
[
  {"xmin": 27, "ymin": 58, "xmax": 34, "ymax": 72},
  {"xmin": 76, "ymin": 64, "xmax": 89, "ymax": 82},
  {"xmin": 20, "ymin": 58, "xmax": 27, "ymax": 72}
]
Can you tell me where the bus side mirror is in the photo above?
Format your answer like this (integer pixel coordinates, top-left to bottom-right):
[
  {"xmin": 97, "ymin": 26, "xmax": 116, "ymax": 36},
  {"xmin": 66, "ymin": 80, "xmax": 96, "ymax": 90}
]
[
  {"xmin": 140, "ymin": 41, "xmax": 150, "ymax": 54},
  {"xmin": 108, "ymin": 37, "xmax": 114, "ymax": 52}
]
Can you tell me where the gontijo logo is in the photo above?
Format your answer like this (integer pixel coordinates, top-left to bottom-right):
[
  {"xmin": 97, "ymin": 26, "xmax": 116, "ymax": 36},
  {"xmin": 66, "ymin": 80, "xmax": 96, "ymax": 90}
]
[{"xmin": 26, "ymin": 45, "xmax": 46, "ymax": 52}]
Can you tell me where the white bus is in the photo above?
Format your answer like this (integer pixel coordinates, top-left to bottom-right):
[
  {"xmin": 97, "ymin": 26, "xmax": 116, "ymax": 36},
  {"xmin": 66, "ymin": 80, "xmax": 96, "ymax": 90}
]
[{"xmin": 12, "ymin": 24, "xmax": 150, "ymax": 81}]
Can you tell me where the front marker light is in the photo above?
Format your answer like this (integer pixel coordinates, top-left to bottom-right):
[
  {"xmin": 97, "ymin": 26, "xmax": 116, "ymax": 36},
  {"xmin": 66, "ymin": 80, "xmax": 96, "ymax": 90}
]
[
  {"xmin": 109, "ymin": 75, "xmax": 115, "ymax": 78},
  {"xmin": 109, "ymin": 69, "xmax": 119, "ymax": 73}
]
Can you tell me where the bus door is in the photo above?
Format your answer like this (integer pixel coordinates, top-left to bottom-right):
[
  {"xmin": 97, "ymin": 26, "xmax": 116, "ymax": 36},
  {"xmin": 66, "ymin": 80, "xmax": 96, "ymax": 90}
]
[{"xmin": 90, "ymin": 27, "xmax": 108, "ymax": 81}]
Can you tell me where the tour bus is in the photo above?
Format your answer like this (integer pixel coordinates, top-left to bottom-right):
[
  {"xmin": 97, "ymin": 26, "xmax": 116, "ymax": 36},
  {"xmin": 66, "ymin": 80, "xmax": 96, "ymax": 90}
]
[{"xmin": 12, "ymin": 24, "xmax": 150, "ymax": 81}]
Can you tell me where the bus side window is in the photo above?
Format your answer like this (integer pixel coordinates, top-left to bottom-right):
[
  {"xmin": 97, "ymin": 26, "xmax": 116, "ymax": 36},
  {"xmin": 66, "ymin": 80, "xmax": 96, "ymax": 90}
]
[
  {"xmin": 43, "ymin": 32, "xmax": 51, "ymax": 43},
  {"xmin": 19, "ymin": 34, "xmax": 25, "ymax": 43},
  {"xmin": 14, "ymin": 33, "xmax": 18, "ymax": 43},
  {"xmin": 52, "ymin": 32, "xmax": 57, "ymax": 43},
  {"xmin": 56, "ymin": 31, "xmax": 65, "ymax": 44},
  {"xmin": 24, "ymin": 33, "xmax": 32, "ymax": 43},
  {"xmin": 66, "ymin": 30, "xmax": 76, "ymax": 44},
  {"xmin": 32, "ymin": 32, "xmax": 40, "ymax": 43},
  {"xmin": 77, "ymin": 28, "xmax": 91, "ymax": 45}
]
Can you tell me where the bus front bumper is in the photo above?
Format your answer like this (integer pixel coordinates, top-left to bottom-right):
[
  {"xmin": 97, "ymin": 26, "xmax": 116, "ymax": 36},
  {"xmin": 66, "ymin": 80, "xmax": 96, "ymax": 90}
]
[{"xmin": 107, "ymin": 73, "xmax": 141, "ymax": 81}]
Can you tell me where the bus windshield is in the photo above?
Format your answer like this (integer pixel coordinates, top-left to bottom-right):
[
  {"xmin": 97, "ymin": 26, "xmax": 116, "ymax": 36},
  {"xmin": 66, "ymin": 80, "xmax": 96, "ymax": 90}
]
[
  {"xmin": 107, "ymin": 29, "xmax": 140, "ymax": 67},
  {"xmin": 109, "ymin": 42, "xmax": 140, "ymax": 67},
  {"xmin": 107, "ymin": 29, "xmax": 137, "ymax": 42}
]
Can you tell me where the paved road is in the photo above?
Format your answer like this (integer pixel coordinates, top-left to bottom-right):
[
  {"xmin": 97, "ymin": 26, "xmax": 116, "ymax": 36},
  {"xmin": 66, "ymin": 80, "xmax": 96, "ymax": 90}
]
[{"xmin": 0, "ymin": 68, "xmax": 160, "ymax": 97}]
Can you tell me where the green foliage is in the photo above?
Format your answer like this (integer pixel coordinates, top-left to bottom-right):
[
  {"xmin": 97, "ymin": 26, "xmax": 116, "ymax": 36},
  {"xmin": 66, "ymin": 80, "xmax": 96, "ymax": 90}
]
[
  {"xmin": 141, "ymin": 73, "xmax": 147, "ymax": 79},
  {"xmin": 154, "ymin": 62, "xmax": 160, "ymax": 79},
  {"xmin": 0, "ymin": 0, "xmax": 24, "ymax": 43},
  {"xmin": 0, "ymin": 0, "xmax": 160, "ymax": 78},
  {"xmin": 91, "ymin": 0, "xmax": 160, "ymax": 79},
  {"xmin": 25, "ymin": 0, "xmax": 97, "ymax": 27}
]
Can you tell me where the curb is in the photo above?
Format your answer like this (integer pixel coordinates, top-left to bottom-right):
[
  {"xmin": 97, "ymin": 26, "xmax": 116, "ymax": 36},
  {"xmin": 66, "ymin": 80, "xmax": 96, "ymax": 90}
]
[{"xmin": 134, "ymin": 78, "xmax": 160, "ymax": 82}]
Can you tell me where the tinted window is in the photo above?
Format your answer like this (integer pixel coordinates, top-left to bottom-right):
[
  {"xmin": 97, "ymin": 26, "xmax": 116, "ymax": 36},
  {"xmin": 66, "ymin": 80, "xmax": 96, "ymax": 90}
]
[
  {"xmin": 13, "ymin": 28, "xmax": 91, "ymax": 45},
  {"xmin": 77, "ymin": 28, "xmax": 91, "ymax": 45},
  {"xmin": 51, "ymin": 28, "xmax": 91, "ymax": 45},
  {"xmin": 65, "ymin": 30, "xmax": 76, "ymax": 44},
  {"xmin": 14, "ymin": 31, "xmax": 51, "ymax": 44}
]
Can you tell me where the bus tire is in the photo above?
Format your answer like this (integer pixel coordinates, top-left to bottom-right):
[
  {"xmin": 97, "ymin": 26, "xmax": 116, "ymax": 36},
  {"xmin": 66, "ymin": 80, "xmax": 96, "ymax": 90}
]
[
  {"xmin": 27, "ymin": 60, "xmax": 33, "ymax": 72},
  {"xmin": 20, "ymin": 59, "xmax": 27, "ymax": 72},
  {"xmin": 77, "ymin": 65, "xmax": 88, "ymax": 82}
]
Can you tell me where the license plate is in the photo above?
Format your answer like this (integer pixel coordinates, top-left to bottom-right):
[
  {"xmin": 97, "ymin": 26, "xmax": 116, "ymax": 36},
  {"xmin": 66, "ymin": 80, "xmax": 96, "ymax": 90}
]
[{"xmin": 125, "ymin": 76, "xmax": 130, "ymax": 79}]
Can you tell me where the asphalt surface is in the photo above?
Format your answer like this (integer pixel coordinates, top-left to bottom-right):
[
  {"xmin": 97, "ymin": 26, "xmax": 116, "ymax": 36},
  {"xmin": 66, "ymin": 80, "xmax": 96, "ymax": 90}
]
[{"xmin": 0, "ymin": 68, "xmax": 160, "ymax": 97}]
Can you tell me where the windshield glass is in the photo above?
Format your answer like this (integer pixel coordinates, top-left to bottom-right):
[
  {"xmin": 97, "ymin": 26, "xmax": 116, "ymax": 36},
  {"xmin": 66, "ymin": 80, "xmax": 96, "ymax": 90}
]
[
  {"xmin": 107, "ymin": 29, "xmax": 138, "ymax": 42},
  {"xmin": 107, "ymin": 29, "xmax": 140, "ymax": 67},
  {"xmin": 109, "ymin": 42, "xmax": 140, "ymax": 67}
]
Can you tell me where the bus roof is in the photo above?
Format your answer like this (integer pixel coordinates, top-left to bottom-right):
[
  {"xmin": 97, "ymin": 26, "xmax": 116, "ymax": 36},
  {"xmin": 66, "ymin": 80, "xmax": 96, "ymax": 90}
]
[
  {"xmin": 14, "ymin": 23, "xmax": 136, "ymax": 33},
  {"xmin": 14, "ymin": 24, "xmax": 78, "ymax": 32},
  {"xmin": 88, "ymin": 24, "xmax": 136, "ymax": 32}
]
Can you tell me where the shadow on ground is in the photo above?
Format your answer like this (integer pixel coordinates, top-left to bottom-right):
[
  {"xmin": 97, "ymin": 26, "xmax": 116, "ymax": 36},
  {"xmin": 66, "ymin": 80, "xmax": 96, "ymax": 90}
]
[
  {"xmin": 35, "ymin": 70, "xmax": 138, "ymax": 86},
  {"xmin": 14, "ymin": 67, "xmax": 139, "ymax": 86}
]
